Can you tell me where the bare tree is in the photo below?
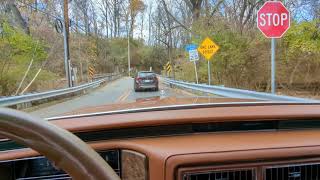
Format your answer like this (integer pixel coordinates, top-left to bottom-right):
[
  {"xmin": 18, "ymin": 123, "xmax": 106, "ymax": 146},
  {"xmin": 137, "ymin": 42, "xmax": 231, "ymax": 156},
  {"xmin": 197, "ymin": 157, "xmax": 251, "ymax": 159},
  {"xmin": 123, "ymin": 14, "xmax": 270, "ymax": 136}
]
[
  {"xmin": 147, "ymin": 4, "xmax": 153, "ymax": 44},
  {"xmin": 183, "ymin": 0, "xmax": 203, "ymax": 21},
  {"xmin": 98, "ymin": 0, "xmax": 111, "ymax": 38},
  {"xmin": 222, "ymin": 0, "xmax": 264, "ymax": 34},
  {"xmin": 74, "ymin": 0, "xmax": 91, "ymax": 35},
  {"xmin": 129, "ymin": 0, "xmax": 145, "ymax": 37},
  {"xmin": 1, "ymin": 0, "xmax": 30, "ymax": 34},
  {"xmin": 139, "ymin": 6, "xmax": 146, "ymax": 39}
]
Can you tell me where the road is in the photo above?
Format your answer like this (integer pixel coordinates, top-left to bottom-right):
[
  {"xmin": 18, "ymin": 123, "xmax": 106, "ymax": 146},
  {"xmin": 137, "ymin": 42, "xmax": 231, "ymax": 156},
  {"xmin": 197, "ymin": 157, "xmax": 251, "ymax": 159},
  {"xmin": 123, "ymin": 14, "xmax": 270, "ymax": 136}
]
[{"xmin": 30, "ymin": 77, "xmax": 192, "ymax": 118}]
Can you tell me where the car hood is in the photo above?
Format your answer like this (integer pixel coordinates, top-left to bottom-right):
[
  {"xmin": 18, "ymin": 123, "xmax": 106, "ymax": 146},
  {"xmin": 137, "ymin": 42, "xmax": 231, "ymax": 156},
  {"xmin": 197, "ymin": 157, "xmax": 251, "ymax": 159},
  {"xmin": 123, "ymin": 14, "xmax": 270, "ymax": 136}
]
[{"xmin": 63, "ymin": 96, "xmax": 257, "ymax": 116}]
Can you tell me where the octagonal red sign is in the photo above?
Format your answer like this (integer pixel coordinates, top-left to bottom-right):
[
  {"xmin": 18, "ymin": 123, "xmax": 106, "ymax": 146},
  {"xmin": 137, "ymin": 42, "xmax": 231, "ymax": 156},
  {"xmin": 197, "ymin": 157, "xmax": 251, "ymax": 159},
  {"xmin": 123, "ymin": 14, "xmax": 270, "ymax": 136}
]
[{"xmin": 257, "ymin": 1, "xmax": 290, "ymax": 38}]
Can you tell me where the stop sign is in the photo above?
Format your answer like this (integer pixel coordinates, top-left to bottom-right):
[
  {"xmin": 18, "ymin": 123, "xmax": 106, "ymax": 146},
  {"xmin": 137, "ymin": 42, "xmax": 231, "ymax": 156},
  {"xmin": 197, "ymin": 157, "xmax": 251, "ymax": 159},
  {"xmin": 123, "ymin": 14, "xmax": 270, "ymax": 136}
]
[{"xmin": 257, "ymin": 1, "xmax": 290, "ymax": 38}]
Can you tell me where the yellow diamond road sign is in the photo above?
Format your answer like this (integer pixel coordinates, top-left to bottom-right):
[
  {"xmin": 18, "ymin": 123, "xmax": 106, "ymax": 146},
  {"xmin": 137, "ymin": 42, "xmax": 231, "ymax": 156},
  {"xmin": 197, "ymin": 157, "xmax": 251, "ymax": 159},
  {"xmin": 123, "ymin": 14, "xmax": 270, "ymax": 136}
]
[{"xmin": 197, "ymin": 37, "xmax": 219, "ymax": 61}]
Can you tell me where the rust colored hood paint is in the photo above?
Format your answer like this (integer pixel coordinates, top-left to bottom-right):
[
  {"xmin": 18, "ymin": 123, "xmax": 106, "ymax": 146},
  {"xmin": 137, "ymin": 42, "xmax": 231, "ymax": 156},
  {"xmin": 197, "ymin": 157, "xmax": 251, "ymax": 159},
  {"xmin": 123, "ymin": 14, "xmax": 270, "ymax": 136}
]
[{"xmin": 64, "ymin": 97, "xmax": 256, "ymax": 116}]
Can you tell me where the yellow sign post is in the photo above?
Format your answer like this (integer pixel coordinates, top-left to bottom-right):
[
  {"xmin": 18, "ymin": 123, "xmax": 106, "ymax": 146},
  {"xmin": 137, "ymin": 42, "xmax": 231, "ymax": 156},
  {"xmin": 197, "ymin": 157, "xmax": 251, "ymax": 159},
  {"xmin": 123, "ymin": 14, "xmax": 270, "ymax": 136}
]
[
  {"xmin": 197, "ymin": 37, "xmax": 220, "ymax": 60},
  {"xmin": 197, "ymin": 37, "xmax": 220, "ymax": 85}
]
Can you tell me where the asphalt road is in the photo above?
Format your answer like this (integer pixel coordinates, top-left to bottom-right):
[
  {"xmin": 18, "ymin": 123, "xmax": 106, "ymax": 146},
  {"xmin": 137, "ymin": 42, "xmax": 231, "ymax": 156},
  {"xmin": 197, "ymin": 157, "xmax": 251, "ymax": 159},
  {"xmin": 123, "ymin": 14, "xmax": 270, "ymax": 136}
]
[{"xmin": 30, "ymin": 77, "xmax": 191, "ymax": 118}]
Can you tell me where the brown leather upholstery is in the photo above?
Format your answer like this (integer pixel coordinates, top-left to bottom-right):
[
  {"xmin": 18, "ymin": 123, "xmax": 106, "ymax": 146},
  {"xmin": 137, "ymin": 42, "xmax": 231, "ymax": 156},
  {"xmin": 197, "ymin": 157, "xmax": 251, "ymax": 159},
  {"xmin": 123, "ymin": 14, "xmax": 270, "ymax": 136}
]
[{"xmin": 0, "ymin": 108, "xmax": 120, "ymax": 180}]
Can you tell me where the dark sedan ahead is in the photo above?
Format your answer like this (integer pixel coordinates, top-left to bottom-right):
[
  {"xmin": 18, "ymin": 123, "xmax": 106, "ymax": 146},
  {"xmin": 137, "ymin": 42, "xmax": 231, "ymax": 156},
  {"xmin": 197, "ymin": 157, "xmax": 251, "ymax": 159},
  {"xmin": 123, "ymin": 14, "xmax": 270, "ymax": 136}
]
[{"xmin": 134, "ymin": 71, "xmax": 159, "ymax": 92}]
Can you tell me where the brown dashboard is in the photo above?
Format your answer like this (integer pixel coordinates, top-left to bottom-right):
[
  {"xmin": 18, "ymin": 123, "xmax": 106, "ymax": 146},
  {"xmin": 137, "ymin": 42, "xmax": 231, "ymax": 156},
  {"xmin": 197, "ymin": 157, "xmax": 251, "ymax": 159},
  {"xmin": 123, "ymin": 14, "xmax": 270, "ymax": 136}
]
[{"xmin": 1, "ymin": 103, "xmax": 320, "ymax": 180}]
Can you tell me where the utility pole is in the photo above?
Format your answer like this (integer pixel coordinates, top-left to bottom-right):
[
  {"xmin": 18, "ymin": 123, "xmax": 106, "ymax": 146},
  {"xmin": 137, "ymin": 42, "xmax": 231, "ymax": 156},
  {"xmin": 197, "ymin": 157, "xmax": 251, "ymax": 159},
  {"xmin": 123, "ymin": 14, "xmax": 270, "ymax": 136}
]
[
  {"xmin": 63, "ymin": 0, "xmax": 73, "ymax": 87},
  {"xmin": 127, "ymin": 9, "xmax": 131, "ymax": 77},
  {"xmin": 128, "ymin": 33, "xmax": 131, "ymax": 77}
]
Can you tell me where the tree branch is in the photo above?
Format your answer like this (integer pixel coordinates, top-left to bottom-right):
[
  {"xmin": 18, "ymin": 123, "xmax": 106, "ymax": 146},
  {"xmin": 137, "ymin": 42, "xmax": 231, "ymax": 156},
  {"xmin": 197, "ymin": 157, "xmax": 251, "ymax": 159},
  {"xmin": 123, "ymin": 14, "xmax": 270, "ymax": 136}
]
[
  {"xmin": 160, "ymin": 0, "xmax": 191, "ymax": 31},
  {"xmin": 155, "ymin": 36, "xmax": 169, "ymax": 46},
  {"xmin": 183, "ymin": 0, "xmax": 193, "ymax": 10},
  {"xmin": 210, "ymin": 0, "xmax": 225, "ymax": 17}
]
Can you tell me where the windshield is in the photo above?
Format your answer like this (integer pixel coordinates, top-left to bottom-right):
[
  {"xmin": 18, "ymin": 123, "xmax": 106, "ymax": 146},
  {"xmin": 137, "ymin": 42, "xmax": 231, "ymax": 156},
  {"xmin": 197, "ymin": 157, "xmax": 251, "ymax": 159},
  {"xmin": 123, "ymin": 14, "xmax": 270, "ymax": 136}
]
[
  {"xmin": 0, "ymin": 0, "xmax": 319, "ymax": 118},
  {"xmin": 138, "ymin": 72, "xmax": 155, "ymax": 77}
]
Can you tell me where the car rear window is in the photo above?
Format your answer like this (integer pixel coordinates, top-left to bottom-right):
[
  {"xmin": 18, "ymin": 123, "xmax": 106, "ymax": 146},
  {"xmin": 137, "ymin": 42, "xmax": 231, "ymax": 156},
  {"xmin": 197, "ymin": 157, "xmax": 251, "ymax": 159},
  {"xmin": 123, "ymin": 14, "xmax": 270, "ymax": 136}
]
[{"xmin": 138, "ymin": 72, "xmax": 154, "ymax": 77}]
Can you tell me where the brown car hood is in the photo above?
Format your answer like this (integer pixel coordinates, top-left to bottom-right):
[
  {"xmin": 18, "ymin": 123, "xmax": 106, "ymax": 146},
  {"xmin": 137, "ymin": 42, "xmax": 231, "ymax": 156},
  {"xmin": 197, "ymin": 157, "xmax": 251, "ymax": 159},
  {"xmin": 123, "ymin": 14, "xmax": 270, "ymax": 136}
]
[{"xmin": 64, "ymin": 97, "xmax": 257, "ymax": 116}]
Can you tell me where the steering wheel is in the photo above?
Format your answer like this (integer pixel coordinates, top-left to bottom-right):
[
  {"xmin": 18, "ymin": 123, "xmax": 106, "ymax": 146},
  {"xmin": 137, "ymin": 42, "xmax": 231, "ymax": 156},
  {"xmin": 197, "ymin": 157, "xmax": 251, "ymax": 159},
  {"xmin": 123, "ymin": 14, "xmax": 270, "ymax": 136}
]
[{"xmin": 0, "ymin": 108, "xmax": 120, "ymax": 180}]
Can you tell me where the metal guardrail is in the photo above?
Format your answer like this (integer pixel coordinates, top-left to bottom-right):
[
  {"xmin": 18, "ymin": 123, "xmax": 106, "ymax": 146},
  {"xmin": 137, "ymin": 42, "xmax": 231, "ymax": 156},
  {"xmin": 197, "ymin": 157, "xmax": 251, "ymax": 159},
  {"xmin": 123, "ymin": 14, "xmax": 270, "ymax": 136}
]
[
  {"xmin": 163, "ymin": 78, "xmax": 319, "ymax": 102},
  {"xmin": 93, "ymin": 73, "xmax": 113, "ymax": 81},
  {"xmin": 0, "ymin": 73, "xmax": 121, "ymax": 107}
]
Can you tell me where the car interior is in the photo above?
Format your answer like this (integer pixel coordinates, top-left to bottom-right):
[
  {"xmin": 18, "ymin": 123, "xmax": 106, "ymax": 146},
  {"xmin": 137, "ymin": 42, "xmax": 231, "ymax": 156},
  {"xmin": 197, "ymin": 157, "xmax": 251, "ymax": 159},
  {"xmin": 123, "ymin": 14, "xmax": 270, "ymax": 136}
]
[
  {"xmin": 1, "ymin": 102, "xmax": 320, "ymax": 180},
  {"xmin": 0, "ymin": 1, "xmax": 318, "ymax": 179}
]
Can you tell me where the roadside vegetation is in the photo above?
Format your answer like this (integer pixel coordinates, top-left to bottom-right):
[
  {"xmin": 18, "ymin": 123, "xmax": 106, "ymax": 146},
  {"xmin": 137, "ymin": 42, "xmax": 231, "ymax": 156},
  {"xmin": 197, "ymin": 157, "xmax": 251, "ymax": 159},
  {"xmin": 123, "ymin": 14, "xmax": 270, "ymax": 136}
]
[
  {"xmin": 175, "ymin": 20, "xmax": 320, "ymax": 94},
  {"xmin": 0, "ymin": 0, "xmax": 319, "ymax": 97}
]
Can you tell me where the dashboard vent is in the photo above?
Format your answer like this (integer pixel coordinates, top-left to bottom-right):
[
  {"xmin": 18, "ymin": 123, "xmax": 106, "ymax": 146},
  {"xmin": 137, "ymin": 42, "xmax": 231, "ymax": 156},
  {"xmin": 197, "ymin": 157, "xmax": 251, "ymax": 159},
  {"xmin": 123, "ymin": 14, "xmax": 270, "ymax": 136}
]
[
  {"xmin": 265, "ymin": 163, "xmax": 320, "ymax": 180},
  {"xmin": 0, "ymin": 150, "xmax": 120, "ymax": 180},
  {"xmin": 183, "ymin": 168, "xmax": 255, "ymax": 180}
]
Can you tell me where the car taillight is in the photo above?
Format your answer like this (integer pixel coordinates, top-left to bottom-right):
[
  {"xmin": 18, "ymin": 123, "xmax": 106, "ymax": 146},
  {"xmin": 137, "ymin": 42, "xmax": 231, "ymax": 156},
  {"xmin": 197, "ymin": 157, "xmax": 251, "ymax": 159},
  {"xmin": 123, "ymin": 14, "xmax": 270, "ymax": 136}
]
[
  {"xmin": 153, "ymin": 76, "xmax": 158, "ymax": 82},
  {"xmin": 135, "ymin": 77, "xmax": 142, "ymax": 83}
]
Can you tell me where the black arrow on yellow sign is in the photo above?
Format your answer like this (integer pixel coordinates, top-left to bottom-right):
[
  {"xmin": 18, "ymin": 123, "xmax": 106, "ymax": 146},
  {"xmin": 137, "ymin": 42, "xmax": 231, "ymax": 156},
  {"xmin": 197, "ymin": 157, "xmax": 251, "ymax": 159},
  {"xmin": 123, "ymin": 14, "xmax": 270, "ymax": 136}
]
[
  {"xmin": 165, "ymin": 62, "xmax": 172, "ymax": 74},
  {"xmin": 88, "ymin": 66, "xmax": 95, "ymax": 79}
]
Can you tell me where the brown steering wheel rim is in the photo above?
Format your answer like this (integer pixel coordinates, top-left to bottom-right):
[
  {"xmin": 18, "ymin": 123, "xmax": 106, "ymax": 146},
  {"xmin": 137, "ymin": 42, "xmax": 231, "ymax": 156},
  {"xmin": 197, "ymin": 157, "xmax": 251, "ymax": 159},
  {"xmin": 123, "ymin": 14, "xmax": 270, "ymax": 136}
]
[{"xmin": 0, "ymin": 108, "xmax": 120, "ymax": 180}]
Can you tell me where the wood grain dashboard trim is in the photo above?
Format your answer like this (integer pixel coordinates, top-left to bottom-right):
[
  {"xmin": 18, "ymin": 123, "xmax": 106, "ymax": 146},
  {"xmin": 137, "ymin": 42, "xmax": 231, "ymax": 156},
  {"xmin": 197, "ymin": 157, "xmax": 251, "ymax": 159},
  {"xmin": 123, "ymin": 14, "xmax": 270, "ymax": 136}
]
[{"xmin": 121, "ymin": 149, "xmax": 148, "ymax": 180}]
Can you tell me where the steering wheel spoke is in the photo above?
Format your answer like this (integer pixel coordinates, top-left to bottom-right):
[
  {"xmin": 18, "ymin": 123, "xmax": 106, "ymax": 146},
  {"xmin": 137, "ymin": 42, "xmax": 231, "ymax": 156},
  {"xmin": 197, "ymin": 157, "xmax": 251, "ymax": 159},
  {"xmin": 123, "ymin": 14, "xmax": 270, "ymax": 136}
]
[{"xmin": 0, "ymin": 108, "xmax": 120, "ymax": 180}]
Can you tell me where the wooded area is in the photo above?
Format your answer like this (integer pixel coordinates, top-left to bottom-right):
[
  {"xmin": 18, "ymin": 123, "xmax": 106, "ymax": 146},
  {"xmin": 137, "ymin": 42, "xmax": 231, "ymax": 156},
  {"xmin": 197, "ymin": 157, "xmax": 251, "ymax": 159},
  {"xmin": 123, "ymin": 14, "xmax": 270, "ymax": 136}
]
[{"xmin": 0, "ymin": 0, "xmax": 319, "ymax": 97}]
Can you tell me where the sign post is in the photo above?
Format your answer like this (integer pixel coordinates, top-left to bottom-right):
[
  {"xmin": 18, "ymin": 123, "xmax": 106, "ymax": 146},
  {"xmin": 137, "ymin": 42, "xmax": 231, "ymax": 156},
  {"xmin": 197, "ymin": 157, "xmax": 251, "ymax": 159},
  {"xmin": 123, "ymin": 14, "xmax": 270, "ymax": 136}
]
[
  {"xmin": 257, "ymin": 1, "xmax": 290, "ymax": 93},
  {"xmin": 208, "ymin": 61, "xmax": 211, "ymax": 85},
  {"xmin": 271, "ymin": 38, "xmax": 276, "ymax": 93},
  {"xmin": 197, "ymin": 37, "xmax": 220, "ymax": 85},
  {"xmin": 193, "ymin": 61, "xmax": 199, "ymax": 84},
  {"xmin": 186, "ymin": 44, "xmax": 199, "ymax": 84}
]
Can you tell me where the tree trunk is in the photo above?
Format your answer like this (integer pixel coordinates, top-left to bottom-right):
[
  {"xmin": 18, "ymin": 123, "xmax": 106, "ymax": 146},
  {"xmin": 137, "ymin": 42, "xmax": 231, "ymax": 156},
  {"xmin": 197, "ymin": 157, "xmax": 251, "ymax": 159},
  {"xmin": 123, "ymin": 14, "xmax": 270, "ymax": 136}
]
[
  {"xmin": 84, "ymin": 13, "xmax": 90, "ymax": 35},
  {"xmin": 5, "ymin": 1, "xmax": 30, "ymax": 34},
  {"xmin": 104, "ymin": 0, "xmax": 109, "ymax": 38},
  {"xmin": 148, "ymin": 7, "xmax": 152, "ymax": 45},
  {"xmin": 113, "ymin": 0, "xmax": 117, "ymax": 37},
  {"xmin": 289, "ymin": 59, "xmax": 302, "ymax": 86},
  {"xmin": 191, "ymin": 0, "xmax": 203, "ymax": 21},
  {"xmin": 140, "ymin": 11, "xmax": 145, "ymax": 39},
  {"xmin": 117, "ymin": 2, "xmax": 120, "ymax": 37}
]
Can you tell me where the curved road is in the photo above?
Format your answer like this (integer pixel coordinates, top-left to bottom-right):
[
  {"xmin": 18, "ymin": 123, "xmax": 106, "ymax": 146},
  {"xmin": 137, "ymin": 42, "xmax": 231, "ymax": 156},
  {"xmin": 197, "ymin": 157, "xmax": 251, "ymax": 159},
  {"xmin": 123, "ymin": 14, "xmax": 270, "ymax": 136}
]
[{"xmin": 30, "ymin": 77, "xmax": 192, "ymax": 118}]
